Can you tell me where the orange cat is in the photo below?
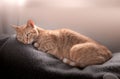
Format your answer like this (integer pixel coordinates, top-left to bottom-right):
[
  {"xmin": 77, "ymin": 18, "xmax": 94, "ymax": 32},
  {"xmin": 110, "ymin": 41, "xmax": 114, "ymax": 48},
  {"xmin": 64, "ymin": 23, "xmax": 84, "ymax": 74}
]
[{"xmin": 13, "ymin": 20, "xmax": 112, "ymax": 68}]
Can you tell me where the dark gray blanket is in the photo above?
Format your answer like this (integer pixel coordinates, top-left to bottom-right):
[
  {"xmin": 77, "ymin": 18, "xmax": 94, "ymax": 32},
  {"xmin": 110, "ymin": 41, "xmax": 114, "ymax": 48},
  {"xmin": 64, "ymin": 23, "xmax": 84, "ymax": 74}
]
[{"xmin": 0, "ymin": 35, "xmax": 120, "ymax": 79}]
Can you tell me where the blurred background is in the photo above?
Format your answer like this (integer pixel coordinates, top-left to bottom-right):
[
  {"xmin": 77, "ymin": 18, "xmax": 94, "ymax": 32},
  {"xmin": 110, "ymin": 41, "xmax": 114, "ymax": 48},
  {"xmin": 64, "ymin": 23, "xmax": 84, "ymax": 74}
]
[{"xmin": 0, "ymin": 0, "xmax": 120, "ymax": 52}]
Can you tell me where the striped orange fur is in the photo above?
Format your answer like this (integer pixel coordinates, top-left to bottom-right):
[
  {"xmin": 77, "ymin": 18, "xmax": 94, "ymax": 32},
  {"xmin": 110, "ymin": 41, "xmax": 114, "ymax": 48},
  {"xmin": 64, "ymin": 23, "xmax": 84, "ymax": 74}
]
[{"xmin": 13, "ymin": 20, "xmax": 112, "ymax": 68}]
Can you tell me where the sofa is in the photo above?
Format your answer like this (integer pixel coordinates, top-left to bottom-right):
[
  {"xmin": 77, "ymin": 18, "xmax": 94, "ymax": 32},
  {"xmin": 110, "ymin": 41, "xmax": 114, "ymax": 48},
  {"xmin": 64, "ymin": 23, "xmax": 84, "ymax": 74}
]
[{"xmin": 0, "ymin": 35, "xmax": 120, "ymax": 79}]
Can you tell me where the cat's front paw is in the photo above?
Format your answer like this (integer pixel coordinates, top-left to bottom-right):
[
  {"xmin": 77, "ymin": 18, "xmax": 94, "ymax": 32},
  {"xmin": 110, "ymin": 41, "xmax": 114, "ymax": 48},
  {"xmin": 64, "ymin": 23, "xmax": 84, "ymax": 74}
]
[{"xmin": 34, "ymin": 42, "xmax": 39, "ymax": 48}]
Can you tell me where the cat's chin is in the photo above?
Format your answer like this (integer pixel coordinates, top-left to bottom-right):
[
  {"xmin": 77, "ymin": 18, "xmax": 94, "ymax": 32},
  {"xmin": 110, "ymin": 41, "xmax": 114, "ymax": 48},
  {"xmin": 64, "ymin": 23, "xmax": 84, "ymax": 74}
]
[{"xmin": 23, "ymin": 41, "xmax": 33, "ymax": 45}]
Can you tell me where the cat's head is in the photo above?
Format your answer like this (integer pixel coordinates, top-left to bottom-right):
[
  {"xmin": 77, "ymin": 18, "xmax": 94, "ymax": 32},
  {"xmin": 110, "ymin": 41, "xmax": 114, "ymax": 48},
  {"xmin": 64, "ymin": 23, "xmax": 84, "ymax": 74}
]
[{"xmin": 13, "ymin": 20, "xmax": 38, "ymax": 44}]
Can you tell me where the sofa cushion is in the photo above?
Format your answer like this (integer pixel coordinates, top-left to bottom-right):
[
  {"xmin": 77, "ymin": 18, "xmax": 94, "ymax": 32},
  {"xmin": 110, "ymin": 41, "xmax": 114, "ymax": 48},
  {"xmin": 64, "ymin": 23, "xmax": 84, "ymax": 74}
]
[{"xmin": 0, "ymin": 35, "xmax": 119, "ymax": 79}]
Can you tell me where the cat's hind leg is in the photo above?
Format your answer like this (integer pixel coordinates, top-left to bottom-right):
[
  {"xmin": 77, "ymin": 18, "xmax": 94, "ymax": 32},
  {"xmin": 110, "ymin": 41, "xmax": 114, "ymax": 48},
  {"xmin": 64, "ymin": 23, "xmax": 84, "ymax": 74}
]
[
  {"xmin": 63, "ymin": 58, "xmax": 76, "ymax": 66},
  {"xmin": 70, "ymin": 43, "xmax": 112, "ymax": 68}
]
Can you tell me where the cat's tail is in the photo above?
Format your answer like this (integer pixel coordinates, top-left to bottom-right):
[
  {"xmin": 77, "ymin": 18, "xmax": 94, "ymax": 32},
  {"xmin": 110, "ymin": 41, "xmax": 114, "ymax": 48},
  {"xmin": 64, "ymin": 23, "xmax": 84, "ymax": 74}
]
[{"xmin": 100, "ymin": 45, "xmax": 112, "ymax": 61}]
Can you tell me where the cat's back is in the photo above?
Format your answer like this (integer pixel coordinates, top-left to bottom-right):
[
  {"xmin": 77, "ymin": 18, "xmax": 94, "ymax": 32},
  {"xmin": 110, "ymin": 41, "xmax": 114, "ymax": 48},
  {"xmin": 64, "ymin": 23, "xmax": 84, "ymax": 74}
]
[
  {"xmin": 58, "ymin": 28, "xmax": 94, "ymax": 43},
  {"xmin": 42, "ymin": 28, "xmax": 97, "ymax": 46}
]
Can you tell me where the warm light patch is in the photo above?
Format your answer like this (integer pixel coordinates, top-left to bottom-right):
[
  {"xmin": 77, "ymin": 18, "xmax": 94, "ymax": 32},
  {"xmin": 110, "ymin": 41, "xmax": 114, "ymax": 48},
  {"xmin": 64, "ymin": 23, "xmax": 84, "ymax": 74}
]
[
  {"xmin": 46, "ymin": 0, "xmax": 92, "ymax": 8},
  {"xmin": 4, "ymin": 0, "xmax": 26, "ymax": 6}
]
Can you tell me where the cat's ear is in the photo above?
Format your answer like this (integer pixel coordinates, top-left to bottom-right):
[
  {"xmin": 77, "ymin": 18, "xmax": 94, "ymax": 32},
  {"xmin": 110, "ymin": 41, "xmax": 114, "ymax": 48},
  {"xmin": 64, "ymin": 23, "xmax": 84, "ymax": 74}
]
[
  {"xmin": 27, "ymin": 20, "xmax": 34, "ymax": 28},
  {"xmin": 12, "ymin": 25, "xmax": 20, "ymax": 31}
]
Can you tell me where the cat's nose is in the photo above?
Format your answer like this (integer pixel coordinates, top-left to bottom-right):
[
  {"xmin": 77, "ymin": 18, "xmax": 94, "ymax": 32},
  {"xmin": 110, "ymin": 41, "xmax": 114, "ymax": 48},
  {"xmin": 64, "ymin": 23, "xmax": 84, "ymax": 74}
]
[
  {"xmin": 24, "ymin": 41, "xmax": 29, "ymax": 44},
  {"xmin": 23, "ymin": 39, "xmax": 28, "ymax": 44}
]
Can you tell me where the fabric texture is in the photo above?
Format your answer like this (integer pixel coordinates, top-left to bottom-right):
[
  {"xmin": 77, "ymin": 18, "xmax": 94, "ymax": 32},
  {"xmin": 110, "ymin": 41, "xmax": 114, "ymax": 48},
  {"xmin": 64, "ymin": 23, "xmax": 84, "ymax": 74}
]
[{"xmin": 0, "ymin": 35, "xmax": 120, "ymax": 79}]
